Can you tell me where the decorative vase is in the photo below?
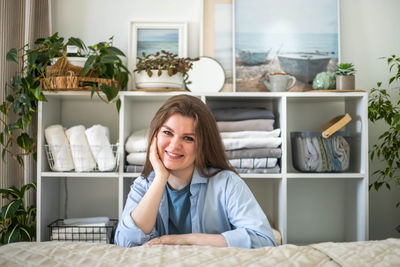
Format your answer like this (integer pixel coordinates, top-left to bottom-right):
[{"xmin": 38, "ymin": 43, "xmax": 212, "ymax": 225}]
[
  {"xmin": 134, "ymin": 70, "xmax": 184, "ymax": 89},
  {"xmin": 336, "ymin": 75, "xmax": 355, "ymax": 90}
]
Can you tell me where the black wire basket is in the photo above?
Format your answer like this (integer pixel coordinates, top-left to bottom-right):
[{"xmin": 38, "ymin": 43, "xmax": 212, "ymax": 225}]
[{"xmin": 48, "ymin": 219, "xmax": 118, "ymax": 244}]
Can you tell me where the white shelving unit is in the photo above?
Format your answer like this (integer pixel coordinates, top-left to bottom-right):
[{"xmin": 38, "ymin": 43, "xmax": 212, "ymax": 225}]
[{"xmin": 37, "ymin": 91, "xmax": 368, "ymax": 245}]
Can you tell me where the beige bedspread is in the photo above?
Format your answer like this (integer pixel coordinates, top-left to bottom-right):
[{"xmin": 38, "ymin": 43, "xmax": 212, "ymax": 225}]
[{"xmin": 0, "ymin": 238, "xmax": 399, "ymax": 266}]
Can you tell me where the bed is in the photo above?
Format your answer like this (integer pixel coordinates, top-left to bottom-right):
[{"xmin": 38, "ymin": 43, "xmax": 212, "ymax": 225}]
[{"xmin": 0, "ymin": 238, "xmax": 399, "ymax": 266}]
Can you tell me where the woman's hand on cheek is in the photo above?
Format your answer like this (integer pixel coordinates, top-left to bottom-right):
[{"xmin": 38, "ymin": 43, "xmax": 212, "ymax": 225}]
[{"xmin": 149, "ymin": 136, "xmax": 169, "ymax": 181}]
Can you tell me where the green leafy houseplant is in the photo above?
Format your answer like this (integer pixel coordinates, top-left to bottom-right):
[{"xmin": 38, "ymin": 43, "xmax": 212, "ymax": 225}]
[
  {"xmin": 335, "ymin": 63, "xmax": 356, "ymax": 76},
  {"xmin": 81, "ymin": 36, "xmax": 129, "ymax": 111},
  {"xmin": 134, "ymin": 50, "xmax": 199, "ymax": 84},
  {"xmin": 368, "ymin": 54, "xmax": 400, "ymax": 207},
  {"xmin": 335, "ymin": 63, "xmax": 356, "ymax": 90},
  {"xmin": 1, "ymin": 33, "xmax": 85, "ymax": 163},
  {"xmin": 2, "ymin": 33, "xmax": 128, "ymax": 163},
  {"xmin": 0, "ymin": 182, "xmax": 37, "ymax": 244}
]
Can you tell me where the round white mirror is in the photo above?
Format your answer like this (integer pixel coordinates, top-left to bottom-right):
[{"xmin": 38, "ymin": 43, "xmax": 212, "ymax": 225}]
[{"xmin": 187, "ymin": 57, "xmax": 225, "ymax": 93}]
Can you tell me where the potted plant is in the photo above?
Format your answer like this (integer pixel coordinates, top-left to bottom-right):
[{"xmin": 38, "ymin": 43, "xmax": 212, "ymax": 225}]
[
  {"xmin": 2, "ymin": 33, "xmax": 70, "ymax": 163},
  {"xmin": 368, "ymin": 54, "xmax": 400, "ymax": 211},
  {"xmin": 335, "ymin": 63, "xmax": 356, "ymax": 90},
  {"xmin": 133, "ymin": 50, "xmax": 198, "ymax": 90},
  {"xmin": 2, "ymin": 33, "xmax": 128, "ymax": 163},
  {"xmin": 80, "ymin": 36, "xmax": 129, "ymax": 108},
  {"xmin": 0, "ymin": 182, "xmax": 37, "ymax": 244}
]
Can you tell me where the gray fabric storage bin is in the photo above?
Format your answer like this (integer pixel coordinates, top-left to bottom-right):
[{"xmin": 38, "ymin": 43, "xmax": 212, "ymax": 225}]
[{"xmin": 290, "ymin": 114, "xmax": 352, "ymax": 173}]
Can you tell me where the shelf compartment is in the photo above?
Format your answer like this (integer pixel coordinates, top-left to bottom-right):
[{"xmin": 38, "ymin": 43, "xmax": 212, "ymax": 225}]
[
  {"xmin": 245, "ymin": 178, "xmax": 285, "ymax": 237},
  {"xmin": 39, "ymin": 95, "xmax": 119, "ymax": 173},
  {"xmin": 39, "ymin": 176, "xmax": 118, "ymax": 241},
  {"xmin": 41, "ymin": 172, "xmax": 119, "ymax": 178},
  {"xmin": 287, "ymin": 178, "xmax": 366, "ymax": 245},
  {"xmin": 286, "ymin": 95, "xmax": 366, "ymax": 174},
  {"xmin": 287, "ymin": 173, "xmax": 365, "ymax": 179}
]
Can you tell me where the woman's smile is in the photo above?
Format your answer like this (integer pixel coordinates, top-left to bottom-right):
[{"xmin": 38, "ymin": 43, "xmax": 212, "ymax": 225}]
[{"xmin": 156, "ymin": 113, "xmax": 196, "ymax": 176}]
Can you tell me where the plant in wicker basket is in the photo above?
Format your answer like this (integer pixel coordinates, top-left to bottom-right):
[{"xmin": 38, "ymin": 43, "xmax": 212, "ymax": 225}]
[
  {"xmin": 80, "ymin": 36, "xmax": 129, "ymax": 111},
  {"xmin": 1, "ymin": 33, "xmax": 85, "ymax": 164}
]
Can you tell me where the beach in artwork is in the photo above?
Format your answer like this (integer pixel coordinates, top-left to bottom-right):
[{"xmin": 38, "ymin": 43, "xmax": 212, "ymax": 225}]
[
  {"xmin": 137, "ymin": 29, "xmax": 179, "ymax": 57},
  {"xmin": 234, "ymin": 0, "xmax": 339, "ymax": 92},
  {"xmin": 234, "ymin": 33, "xmax": 339, "ymax": 91}
]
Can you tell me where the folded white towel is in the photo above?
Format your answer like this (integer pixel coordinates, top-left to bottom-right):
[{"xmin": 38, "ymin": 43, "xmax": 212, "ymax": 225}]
[
  {"xmin": 63, "ymin": 216, "xmax": 110, "ymax": 225},
  {"xmin": 66, "ymin": 125, "xmax": 96, "ymax": 172},
  {"xmin": 125, "ymin": 129, "xmax": 149, "ymax": 153},
  {"xmin": 126, "ymin": 152, "xmax": 147, "ymax": 165},
  {"xmin": 44, "ymin": 125, "xmax": 74, "ymax": 171},
  {"xmin": 229, "ymin": 158, "xmax": 278, "ymax": 168},
  {"xmin": 223, "ymin": 137, "xmax": 282, "ymax": 151},
  {"xmin": 85, "ymin": 125, "xmax": 116, "ymax": 171},
  {"xmin": 220, "ymin": 129, "xmax": 281, "ymax": 139}
]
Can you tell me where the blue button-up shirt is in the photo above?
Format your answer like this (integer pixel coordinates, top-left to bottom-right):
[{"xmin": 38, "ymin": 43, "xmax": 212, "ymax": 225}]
[{"xmin": 115, "ymin": 168, "xmax": 276, "ymax": 248}]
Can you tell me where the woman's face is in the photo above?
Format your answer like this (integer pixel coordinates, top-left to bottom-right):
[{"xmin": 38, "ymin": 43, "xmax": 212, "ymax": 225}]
[{"xmin": 156, "ymin": 113, "xmax": 196, "ymax": 175}]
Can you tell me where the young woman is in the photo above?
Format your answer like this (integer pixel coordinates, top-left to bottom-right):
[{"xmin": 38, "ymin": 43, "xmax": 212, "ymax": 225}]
[{"xmin": 115, "ymin": 95, "xmax": 276, "ymax": 248}]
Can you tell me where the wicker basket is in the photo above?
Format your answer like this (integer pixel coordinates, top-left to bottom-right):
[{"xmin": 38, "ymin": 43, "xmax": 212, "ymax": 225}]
[{"xmin": 40, "ymin": 56, "xmax": 120, "ymax": 91}]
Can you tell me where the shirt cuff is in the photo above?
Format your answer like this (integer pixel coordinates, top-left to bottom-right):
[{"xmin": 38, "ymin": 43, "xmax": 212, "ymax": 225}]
[{"xmin": 221, "ymin": 228, "xmax": 251, "ymax": 248}]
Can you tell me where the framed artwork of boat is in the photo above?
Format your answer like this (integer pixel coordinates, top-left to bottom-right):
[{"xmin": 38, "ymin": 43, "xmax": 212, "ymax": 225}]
[
  {"xmin": 234, "ymin": 0, "xmax": 339, "ymax": 92},
  {"xmin": 202, "ymin": 0, "xmax": 233, "ymax": 92},
  {"xmin": 128, "ymin": 21, "xmax": 188, "ymax": 89}
]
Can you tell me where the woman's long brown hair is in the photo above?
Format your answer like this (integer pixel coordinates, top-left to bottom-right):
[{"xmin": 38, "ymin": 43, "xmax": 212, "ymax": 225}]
[{"xmin": 141, "ymin": 94, "xmax": 236, "ymax": 178}]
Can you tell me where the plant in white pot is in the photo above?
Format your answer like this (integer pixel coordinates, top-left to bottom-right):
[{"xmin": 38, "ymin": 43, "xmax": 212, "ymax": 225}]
[
  {"xmin": 335, "ymin": 63, "xmax": 356, "ymax": 90},
  {"xmin": 133, "ymin": 50, "xmax": 198, "ymax": 90}
]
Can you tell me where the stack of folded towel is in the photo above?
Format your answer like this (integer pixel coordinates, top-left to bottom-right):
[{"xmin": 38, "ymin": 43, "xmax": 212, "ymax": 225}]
[
  {"xmin": 213, "ymin": 107, "xmax": 282, "ymax": 174},
  {"xmin": 44, "ymin": 124, "xmax": 116, "ymax": 172},
  {"xmin": 50, "ymin": 217, "xmax": 112, "ymax": 243},
  {"xmin": 125, "ymin": 129, "xmax": 148, "ymax": 173}
]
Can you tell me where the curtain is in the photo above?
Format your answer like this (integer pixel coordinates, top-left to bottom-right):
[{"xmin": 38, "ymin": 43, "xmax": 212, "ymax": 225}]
[{"xmin": 0, "ymin": 0, "xmax": 50, "ymax": 208}]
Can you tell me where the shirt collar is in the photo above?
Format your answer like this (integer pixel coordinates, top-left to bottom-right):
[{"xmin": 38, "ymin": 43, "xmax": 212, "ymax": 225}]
[{"xmin": 191, "ymin": 167, "xmax": 209, "ymax": 185}]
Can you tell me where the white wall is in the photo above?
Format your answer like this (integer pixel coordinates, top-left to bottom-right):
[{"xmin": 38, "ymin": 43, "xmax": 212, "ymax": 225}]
[{"xmin": 52, "ymin": 0, "xmax": 400, "ymax": 240}]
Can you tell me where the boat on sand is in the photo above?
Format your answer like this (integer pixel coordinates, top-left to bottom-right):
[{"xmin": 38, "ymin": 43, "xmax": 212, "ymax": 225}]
[{"xmin": 278, "ymin": 54, "xmax": 331, "ymax": 83}]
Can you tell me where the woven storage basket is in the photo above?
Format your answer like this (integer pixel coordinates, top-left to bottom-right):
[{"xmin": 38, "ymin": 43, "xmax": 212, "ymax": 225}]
[{"xmin": 41, "ymin": 56, "xmax": 120, "ymax": 91}]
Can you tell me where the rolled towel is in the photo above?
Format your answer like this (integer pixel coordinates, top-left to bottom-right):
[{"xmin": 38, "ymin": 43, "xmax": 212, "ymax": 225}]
[
  {"xmin": 66, "ymin": 125, "xmax": 96, "ymax": 172},
  {"xmin": 220, "ymin": 129, "xmax": 280, "ymax": 139},
  {"xmin": 223, "ymin": 137, "xmax": 282, "ymax": 150},
  {"xmin": 217, "ymin": 119, "xmax": 274, "ymax": 132},
  {"xmin": 125, "ymin": 129, "xmax": 149, "ymax": 153},
  {"xmin": 229, "ymin": 158, "xmax": 278, "ymax": 169},
  {"xmin": 85, "ymin": 125, "xmax": 116, "ymax": 171},
  {"xmin": 225, "ymin": 148, "xmax": 282, "ymax": 159},
  {"xmin": 212, "ymin": 107, "xmax": 274, "ymax": 121},
  {"xmin": 126, "ymin": 152, "xmax": 147, "ymax": 165},
  {"xmin": 44, "ymin": 125, "xmax": 74, "ymax": 171}
]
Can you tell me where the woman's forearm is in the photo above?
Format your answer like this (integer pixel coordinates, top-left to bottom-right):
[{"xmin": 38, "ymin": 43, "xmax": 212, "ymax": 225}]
[
  {"xmin": 146, "ymin": 233, "xmax": 228, "ymax": 247},
  {"xmin": 131, "ymin": 176, "xmax": 167, "ymax": 234}
]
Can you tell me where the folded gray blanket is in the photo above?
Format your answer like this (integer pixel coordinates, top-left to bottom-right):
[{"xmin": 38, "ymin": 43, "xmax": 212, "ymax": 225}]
[
  {"xmin": 217, "ymin": 119, "xmax": 274, "ymax": 132},
  {"xmin": 235, "ymin": 165, "xmax": 280, "ymax": 174},
  {"xmin": 125, "ymin": 165, "xmax": 144, "ymax": 173},
  {"xmin": 225, "ymin": 148, "xmax": 282, "ymax": 159},
  {"xmin": 212, "ymin": 107, "xmax": 274, "ymax": 121}
]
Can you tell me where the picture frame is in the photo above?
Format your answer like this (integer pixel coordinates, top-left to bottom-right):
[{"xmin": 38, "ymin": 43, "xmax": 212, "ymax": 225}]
[
  {"xmin": 234, "ymin": 0, "xmax": 340, "ymax": 92},
  {"xmin": 128, "ymin": 21, "xmax": 188, "ymax": 89},
  {"xmin": 201, "ymin": 0, "xmax": 234, "ymax": 92}
]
